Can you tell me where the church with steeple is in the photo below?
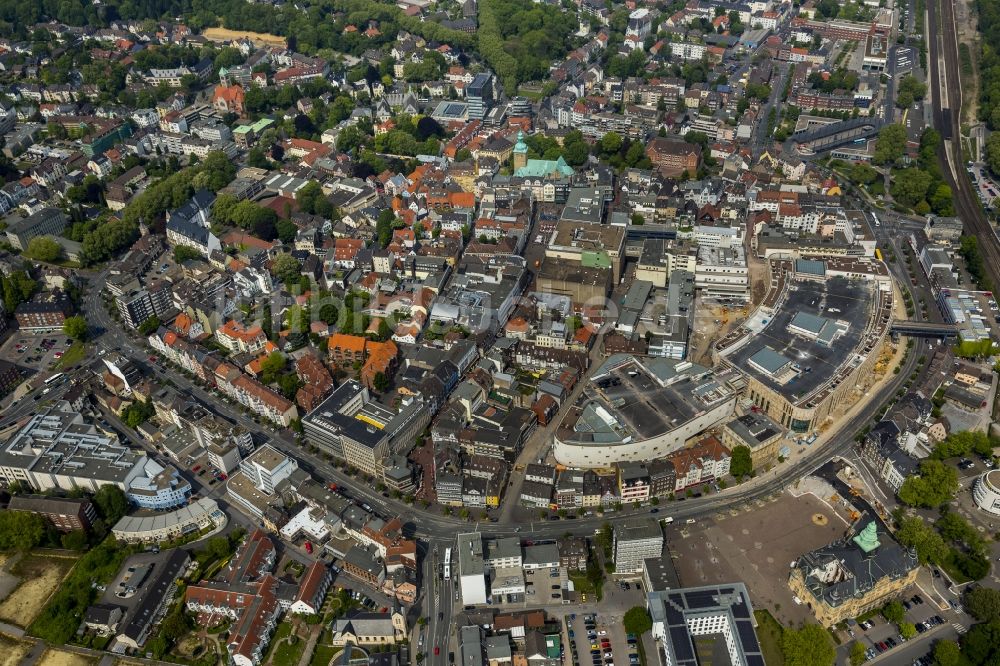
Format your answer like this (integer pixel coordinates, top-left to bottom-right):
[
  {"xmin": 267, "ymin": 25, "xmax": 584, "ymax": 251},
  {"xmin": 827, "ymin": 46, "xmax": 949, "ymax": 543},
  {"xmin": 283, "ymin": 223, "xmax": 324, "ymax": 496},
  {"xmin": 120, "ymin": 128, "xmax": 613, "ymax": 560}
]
[{"xmin": 512, "ymin": 131, "xmax": 528, "ymax": 171}]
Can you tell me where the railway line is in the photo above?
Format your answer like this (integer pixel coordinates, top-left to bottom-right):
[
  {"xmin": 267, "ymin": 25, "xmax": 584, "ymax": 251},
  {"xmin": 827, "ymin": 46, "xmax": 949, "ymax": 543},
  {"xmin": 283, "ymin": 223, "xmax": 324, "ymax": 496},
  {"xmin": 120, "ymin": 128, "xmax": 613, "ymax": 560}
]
[{"xmin": 926, "ymin": 0, "xmax": 1000, "ymax": 288}]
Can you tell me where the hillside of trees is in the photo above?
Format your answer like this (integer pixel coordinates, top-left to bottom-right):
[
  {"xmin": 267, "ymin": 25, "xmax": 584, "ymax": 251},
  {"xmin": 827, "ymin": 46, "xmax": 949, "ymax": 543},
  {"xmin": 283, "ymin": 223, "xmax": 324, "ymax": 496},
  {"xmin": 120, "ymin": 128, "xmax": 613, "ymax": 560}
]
[{"xmin": 0, "ymin": 0, "xmax": 473, "ymax": 56}]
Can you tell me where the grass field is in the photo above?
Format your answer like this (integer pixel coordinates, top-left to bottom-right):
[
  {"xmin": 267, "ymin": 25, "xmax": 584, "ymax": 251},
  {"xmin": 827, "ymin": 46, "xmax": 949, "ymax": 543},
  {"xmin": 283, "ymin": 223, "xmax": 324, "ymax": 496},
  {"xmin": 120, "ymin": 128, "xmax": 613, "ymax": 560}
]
[
  {"xmin": 310, "ymin": 644, "xmax": 338, "ymax": 666},
  {"xmin": 0, "ymin": 554, "xmax": 79, "ymax": 628},
  {"xmin": 57, "ymin": 342, "xmax": 86, "ymax": 369},
  {"xmin": 754, "ymin": 609, "xmax": 785, "ymax": 666}
]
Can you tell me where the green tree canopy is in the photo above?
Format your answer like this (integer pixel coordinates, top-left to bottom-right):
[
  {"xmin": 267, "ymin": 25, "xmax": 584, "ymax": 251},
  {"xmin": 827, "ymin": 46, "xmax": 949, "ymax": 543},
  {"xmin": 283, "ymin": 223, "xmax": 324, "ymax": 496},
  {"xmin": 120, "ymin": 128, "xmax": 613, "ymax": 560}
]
[
  {"xmin": 0, "ymin": 511, "xmax": 46, "ymax": 551},
  {"xmin": 138, "ymin": 316, "xmax": 161, "ymax": 336},
  {"xmin": 961, "ymin": 620, "xmax": 1000, "ymax": 665},
  {"xmin": 932, "ymin": 639, "xmax": 962, "ymax": 666},
  {"xmin": 894, "ymin": 515, "xmax": 949, "ymax": 564},
  {"xmin": 271, "ymin": 253, "xmax": 302, "ymax": 285},
  {"xmin": 277, "ymin": 219, "xmax": 298, "ymax": 244},
  {"xmin": 62, "ymin": 315, "xmax": 89, "ymax": 341},
  {"xmin": 730, "ymin": 445, "xmax": 753, "ymax": 478},
  {"xmin": 899, "ymin": 622, "xmax": 917, "ymax": 640},
  {"xmin": 965, "ymin": 587, "xmax": 1000, "ymax": 623},
  {"xmin": 881, "ymin": 600, "xmax": 904, "ymax": 623},
  {"xmin": 622, "ymin": 606, "xmax": 653, "ymax": 635},
  {"xmin": 173, "ymin": 245, "xmax": 202, "ymax": 263},
  {"xmin": 898, "ymin": 459, "xmax": 958, "ymax": 508},
  {"xmin": 781, "ymin": 624, "xmax": 835, "ymax": 666},
  {"xmin": 25, "ymin": 236, "xmax": 64, "ymax": 262},
  {"xmin": 873, "ymin": 124, "xmax": 907, "ymax": 164},
  {"xmin": 260, "ymin": 351, "xmax": 287, "ymax": 384},
  {"xmin": 849, "ymin": 640, "xmax": 866, "ymax": 666},
  {"xmin": 93, "ymin": 485, "xmax": 129, "ymax": 524}
]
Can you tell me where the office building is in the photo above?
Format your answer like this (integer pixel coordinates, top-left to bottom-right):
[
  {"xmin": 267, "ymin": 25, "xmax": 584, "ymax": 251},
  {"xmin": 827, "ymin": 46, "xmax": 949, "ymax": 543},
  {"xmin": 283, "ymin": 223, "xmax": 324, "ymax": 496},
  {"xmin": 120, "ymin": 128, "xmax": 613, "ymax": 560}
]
[
  {"xmin": 112, "ymin": 497, "xmax": 227, "ymax": 544},
  {"xmin": 8, "ymin": 494, "xmax": 98, "ymax": 532},
  {"xmin": 238, "ymin": 445, "xmax": 298, "ymax": 494},
  {"xmin": 15, "ymin": 290, "xmax": 72, "ymax": 333},
  {"xmin": 4, "ymin": 207, "xmax": 67, "ymax": 251},
  {"xmin": 613, "ymin": 517, "xmax": 663, "ymax": 574},
  {"xmin": 302, "ymin": 381, "xmax": 429, "ymax": 481},
  {"xmin": 116, "ymin": 286, "xmax": 173, "ymax": 330},
  {"xmin": 648, "ymin": 583, "xmax": 764, "ymax": 666},
  {"xmin": 973, "ymin": 470, "xmax": 1000, "ymax": 516},
  {"xmin": 457, "ymin": 532, "xmax": 489, "ymax": 605},
  {"xmin": 0, "ymin": 402, "xmax": 190, "ymax": 509},
  {"xmin": 467, "ymin": 73, "xmax": 494, "ymax": 121}
]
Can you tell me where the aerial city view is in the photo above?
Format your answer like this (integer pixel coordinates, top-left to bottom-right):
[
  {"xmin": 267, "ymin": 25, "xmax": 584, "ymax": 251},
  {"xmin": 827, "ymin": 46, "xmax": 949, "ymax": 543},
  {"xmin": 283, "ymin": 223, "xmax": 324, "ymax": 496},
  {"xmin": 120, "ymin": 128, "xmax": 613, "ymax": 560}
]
[{"xmin": 4, "ymin": 0, "xmax": 1000, "ymax": 664}]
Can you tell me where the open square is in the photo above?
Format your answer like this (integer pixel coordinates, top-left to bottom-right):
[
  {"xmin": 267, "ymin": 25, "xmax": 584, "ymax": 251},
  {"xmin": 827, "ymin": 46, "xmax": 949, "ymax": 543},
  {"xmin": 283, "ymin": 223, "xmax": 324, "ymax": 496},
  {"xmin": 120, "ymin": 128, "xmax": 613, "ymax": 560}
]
[{"xmin": 669, "ymin": 491, "xmax": 852, "ymax": 627}]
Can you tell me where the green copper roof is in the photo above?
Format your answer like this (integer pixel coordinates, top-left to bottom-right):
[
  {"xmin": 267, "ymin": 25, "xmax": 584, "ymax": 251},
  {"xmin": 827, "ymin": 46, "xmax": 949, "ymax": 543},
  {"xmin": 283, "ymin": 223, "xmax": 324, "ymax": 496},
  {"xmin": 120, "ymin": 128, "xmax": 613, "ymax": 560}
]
[
  {"xmin": 513, "ymin": 130, "xmax": 528, "ymax": 154},
  {"xmin": 852, "ymin": 521, "xmax": 881, "ymax": 554},
  {"xmin": 514, "ymin": 155, "xmax": 574, "ymax": 178}
]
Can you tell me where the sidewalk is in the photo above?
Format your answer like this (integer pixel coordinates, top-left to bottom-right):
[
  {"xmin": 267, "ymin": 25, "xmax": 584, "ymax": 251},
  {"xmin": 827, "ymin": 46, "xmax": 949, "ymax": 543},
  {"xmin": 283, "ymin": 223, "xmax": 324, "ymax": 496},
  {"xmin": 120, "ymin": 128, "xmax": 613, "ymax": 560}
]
[{"xmin": 297, "ymin": 624, "xmax": 324, "ymax": 666}]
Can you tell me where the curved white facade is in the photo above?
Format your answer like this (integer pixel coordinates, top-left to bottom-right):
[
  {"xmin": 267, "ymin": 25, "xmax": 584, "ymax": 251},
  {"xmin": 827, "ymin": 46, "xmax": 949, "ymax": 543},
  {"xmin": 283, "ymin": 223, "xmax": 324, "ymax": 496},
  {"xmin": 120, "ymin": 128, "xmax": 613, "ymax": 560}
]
[
  {"xmin": 973, "ymin": 470, "xmax": 1000, "ymax": 516},
  {"xmin": 553, "ymin": 397, "xmax": 736, "ymax": 468}
]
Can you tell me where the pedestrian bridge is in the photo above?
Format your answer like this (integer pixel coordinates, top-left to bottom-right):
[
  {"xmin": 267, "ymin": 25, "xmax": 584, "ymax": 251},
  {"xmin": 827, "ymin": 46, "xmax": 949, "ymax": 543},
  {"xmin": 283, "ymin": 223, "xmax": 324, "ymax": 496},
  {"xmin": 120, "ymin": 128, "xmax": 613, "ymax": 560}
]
[{"xmin": 889, "ymin": 320, "xmax": 958, "ymax": 338}]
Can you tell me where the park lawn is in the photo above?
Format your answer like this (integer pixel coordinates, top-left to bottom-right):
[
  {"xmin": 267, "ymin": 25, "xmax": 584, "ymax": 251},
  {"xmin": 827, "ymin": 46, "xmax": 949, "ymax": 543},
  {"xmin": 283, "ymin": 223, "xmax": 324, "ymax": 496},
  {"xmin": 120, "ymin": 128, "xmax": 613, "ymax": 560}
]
[
  {"xmin": 262, "ymin": 620, "xmax": 294, "ymax": 663},
  {"xmin": 271, "ymin": 634, "xmax": 305, "ymax": 666},
  {"xmin": 310, "ymin": 643, "xmax": 338, "ymax": 666},
  {"xmin": 753, "ymin": 610, "xmax": 785, "ymax": 666},
  {"xmin": 57, "ymin": 342, "xmax": 86, "ymax": 369}
]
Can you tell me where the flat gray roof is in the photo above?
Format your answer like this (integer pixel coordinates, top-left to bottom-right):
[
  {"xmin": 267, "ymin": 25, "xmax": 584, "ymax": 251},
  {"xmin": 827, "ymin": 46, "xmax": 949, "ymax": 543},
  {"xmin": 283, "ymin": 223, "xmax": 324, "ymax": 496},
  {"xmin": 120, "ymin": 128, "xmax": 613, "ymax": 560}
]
[
  {"xmin": 728, "ymin": 276, "xmax": 873, "ymax": 401},
  {"xmin": 795, "ymin": 259, "xmax": 826, "ymax": 276},
  {"xmin": 789, "ymin": 311, "xmax": 827, "ymax": 336},
  {"xmin": 748, "ymin": 346, "xmax": 792, "ymax": 375}
]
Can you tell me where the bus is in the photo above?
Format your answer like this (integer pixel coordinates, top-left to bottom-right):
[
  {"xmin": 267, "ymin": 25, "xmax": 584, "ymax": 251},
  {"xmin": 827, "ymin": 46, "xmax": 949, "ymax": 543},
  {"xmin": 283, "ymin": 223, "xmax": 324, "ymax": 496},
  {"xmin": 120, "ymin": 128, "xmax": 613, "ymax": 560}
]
[
  {"xmin": 44, "ymin": 373, "xmax": 64, "ymax": 386},
  {"xmin": 443, "ymin": 547, "xmax": 452, "ymax": 581},
  {"xmin": 870, "ymin": 212, "xmax": 880, "ymax": 227},
  {"xmin": 875, "ymin": 248, "xmax": 883, "ymax": 262}
]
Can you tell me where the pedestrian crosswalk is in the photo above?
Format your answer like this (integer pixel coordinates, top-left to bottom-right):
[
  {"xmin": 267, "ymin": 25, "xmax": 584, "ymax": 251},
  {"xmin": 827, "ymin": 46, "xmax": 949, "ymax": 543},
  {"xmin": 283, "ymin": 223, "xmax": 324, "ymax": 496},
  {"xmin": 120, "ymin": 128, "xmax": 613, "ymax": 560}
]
[{"xmin": 953, "ymin": 623, "xmax": 966, "ymax": 634}]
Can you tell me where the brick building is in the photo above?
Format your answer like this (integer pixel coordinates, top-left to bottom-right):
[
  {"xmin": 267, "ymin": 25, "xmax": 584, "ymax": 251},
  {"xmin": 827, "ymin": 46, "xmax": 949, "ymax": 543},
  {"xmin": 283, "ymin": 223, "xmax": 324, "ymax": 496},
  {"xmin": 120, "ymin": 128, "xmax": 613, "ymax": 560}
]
[{"xmin": 8, "ymin": 494, "xmax": 98, "ymax": 531}]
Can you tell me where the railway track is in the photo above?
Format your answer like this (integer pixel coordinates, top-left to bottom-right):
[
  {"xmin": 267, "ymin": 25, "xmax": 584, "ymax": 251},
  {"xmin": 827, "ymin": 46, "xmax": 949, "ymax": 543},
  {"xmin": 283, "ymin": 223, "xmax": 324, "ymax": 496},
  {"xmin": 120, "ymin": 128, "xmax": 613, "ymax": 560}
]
[{"xmin": 926, "ymin": 0, "xmax": 1000, "ymax": 288}]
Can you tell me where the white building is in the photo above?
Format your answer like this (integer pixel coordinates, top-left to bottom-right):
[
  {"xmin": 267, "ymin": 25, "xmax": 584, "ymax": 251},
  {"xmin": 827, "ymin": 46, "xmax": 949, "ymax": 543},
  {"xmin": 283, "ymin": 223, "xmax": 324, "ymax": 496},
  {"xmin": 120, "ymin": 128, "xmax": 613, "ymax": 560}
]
[
  {"xmin": 695, "ymin": 246, "xmax": 749, "ymax": 301},
  {"xmin": 112, "ymin": 498, "xmax": 227, "ymax": 543},
  {"xmin": 457, "ymin": 532, "xmax": 489, "ymax": 605},
  {"xmin": 490, "ymin": 567, "xmax": 526, "ymax": 597},
  {"xmin": 648, "ymin": 584, "xmax": 763, "ymax": 664},
  {"xmin": 613, "ymin": 518, "xmax": 663, "ymax": 575},
  {"xmin": 0, "ymin": 402, "xmax": 190, "ymax": 510},
  {"xmin": 973, "ymin": 470, "xmax": 1000, "ymax": 516},
  {"xmin": 239, "ymin": 445, "xmax": 297, "ymax": 494}
]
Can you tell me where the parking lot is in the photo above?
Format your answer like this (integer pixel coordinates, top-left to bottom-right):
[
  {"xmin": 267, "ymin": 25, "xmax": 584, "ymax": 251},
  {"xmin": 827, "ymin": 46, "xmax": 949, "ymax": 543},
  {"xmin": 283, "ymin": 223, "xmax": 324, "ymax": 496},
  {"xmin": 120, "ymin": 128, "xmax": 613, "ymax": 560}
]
[
  {"xmin": 523, "ymin": 566, "xmax": 568, "ymax": 606},
  {"xmin": 852, "ymin": 593, "xmax": 950, "ymax": 662},
  {"xmin": 0, "ymin": 332, "xmax": 74, "ymax": 376},
  {"xmin": 967, "ymin": 162, "xmax": 1000, "ymax": 209},
  {"xmin": 565, "ymin": 612, "xmax": 644, "ymax": 666}
]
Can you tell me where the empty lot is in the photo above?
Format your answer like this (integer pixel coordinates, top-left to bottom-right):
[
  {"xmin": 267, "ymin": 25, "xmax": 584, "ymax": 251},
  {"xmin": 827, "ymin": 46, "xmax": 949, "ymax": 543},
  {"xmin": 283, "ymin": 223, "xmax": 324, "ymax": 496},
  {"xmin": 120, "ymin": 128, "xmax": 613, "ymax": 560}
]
[{"xmin": 670, "ymin": 491, "xmax": 852, "ymax": 627}]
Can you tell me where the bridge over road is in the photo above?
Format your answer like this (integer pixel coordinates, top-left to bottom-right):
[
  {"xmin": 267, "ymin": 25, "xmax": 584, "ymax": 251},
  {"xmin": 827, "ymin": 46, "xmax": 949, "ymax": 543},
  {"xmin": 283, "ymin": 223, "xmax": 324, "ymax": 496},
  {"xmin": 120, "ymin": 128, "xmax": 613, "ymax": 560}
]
[{"xmin": 890, "ymin": 320, "xmax": 958, "ymax": 338}]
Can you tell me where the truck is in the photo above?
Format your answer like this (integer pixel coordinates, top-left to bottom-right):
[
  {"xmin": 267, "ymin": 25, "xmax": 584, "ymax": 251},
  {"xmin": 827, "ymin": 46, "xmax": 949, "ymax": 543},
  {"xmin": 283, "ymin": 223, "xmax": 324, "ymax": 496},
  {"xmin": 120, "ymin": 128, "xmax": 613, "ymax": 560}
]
[{"xmin": 661, "ymin": 516, "xmax": 674, "ymax": 524}]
